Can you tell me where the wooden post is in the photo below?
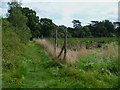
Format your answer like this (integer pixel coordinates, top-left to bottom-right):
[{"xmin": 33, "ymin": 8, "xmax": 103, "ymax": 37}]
[
  {"xmin": 63, "ymin": 28, "xmax": 67, "ymax": 62},
  {"xmin": 58, "ymin": 45, "xmax": 64, "ymax": 58},
  {"xmin": 41, "ymin": 34, "xmax": 43, "ymax": 39},
  {"xmin": 57, "ymin": 28, "xmax": 67, "ymax": 64},
  {"xmin": 55, "ymin": 29, "xmax": 57, "ymax": 57}
]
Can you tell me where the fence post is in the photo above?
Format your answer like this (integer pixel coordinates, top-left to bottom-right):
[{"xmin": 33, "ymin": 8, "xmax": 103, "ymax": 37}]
[
  {"xmin": 57, "ymin": 28, "xmax": 67, "ymax": 64},
  {"xmin": 63, "ymin": 28, "xmax": 67, "ymax": 62},
  {"xmin": 41, "ymin": 34, "xmax": 43, "ymax": 40},
  {"xmin": 58, "ymin": 45, "xmax": 64, "ymax": 58},
  {"xmin": 55, "ymin": 29, "xmax": 57, "ymax": 57}
]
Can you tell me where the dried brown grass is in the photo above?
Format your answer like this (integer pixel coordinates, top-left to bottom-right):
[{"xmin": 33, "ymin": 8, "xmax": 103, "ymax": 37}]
[
  {"xmin": 34, "ymin": 39, "xmax": 92, "ymax": 64},
  {"xmin": 96, "ymin": 43, "xmax": 118, "ymax": 59},
  {"xmin": 35, "ymin": 39, "xmax": 56, "ymax": 57},
  {"xmin": 34, "ymin": 39, "xmax": 118, "ymax": 64}
]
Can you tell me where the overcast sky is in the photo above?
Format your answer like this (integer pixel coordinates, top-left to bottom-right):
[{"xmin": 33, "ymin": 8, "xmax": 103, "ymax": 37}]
[{"xmin": 0, "ymin": 0, "xmax": 119, "ymax": 27}]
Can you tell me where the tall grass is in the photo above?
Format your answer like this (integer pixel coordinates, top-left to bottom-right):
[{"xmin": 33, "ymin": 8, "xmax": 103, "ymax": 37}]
[
  {"xmin": 48, "ymin": 37, "xmax": 118, "ymax": 50},
  {"xmin": 34, "ymin": 39, "xmax": 94, "ymax": 64},
  {"xmin": 34, "ymin": 39, "xmax": 79, "ymax": 65},
  {"xmin": 3, "ymin": 32, "xmax": 118, "ymax": 88}
]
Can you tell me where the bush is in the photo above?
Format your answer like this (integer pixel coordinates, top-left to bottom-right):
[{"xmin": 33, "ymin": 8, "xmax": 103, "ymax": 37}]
[
  {"xmin": 2, "ymin": 19, "xmax": 29, "ymax": 87},
  {"xmin": 15, "ymin": 26, "xmax": 31, "ymax": 44}
]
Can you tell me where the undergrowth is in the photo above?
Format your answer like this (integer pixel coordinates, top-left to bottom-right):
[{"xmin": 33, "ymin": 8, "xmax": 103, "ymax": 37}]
[{"xmin": 2, "ymin": 28, "xmax": 119, "ymax": 88}]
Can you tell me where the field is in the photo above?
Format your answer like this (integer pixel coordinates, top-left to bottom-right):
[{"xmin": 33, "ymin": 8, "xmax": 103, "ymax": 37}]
[
  {"xmin": 2, "ymin": 30, "xmax": 119, "ymax": 88},
  {"xmin": 48, "ymin": 37, "xmax": 118, "ymax": 49}
]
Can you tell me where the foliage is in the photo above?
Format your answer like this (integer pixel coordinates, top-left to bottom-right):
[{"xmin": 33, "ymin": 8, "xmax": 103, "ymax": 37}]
[
  {"xmin": 3, "ymin": 39, "xmax": 118, "ymax": 88},
  {"xmin": 7, "ymin": 1, "xmax": 31, "ymax": 44},
  {"xmin": 57, "ymin": 25, "xmax": 71, "ymax": 38},
  {"xmin": 48, "ymin": 37, "xmax": 118, "ymax": 49},
  {"xmin": 8, "ymin": 1, "xmax": 27, "ymax": 28},
  {"xmin": 7, "ymin": 1, "xmax": 118, "ymax": 39},
  {"xmin": 2, "ymin": 22, "xmax": 118, "ymax": 88},
  {"xmin": 40, "ymin": 18, "xmax": 56, "ymax": 37},
  {"xmin": 22, "ymin": 7, "xmax": 41, "ymax": 38},
  {"xmin": 114, "ymin": 22, "xmax": 120, "ymax": 37},
  {"xmin": 2, "ymin": 22, "xmax": 27, "ymax": 87},
  {"xmin": 72, "ymin": 19, "xmax": 81, "ymax": 28},
  {"xmin": 68, "ymin": 20, "xmax": 117, "ymax": 38},
  {"xmin": 89, "ymin": 20, "xmax": 115, "ymax": 37}
]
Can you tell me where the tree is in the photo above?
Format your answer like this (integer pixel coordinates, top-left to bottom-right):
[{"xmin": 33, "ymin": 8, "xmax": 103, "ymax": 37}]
[
  {"xmin": 7, "ymin": 0, "xmax": 31, "ymax": 43},
  {"xmin": 72, "ymin": 20, "xmax": 83, "ymax": 37},
  {"xmin": 57, "ymin": 25, "xmax": 71, "ymax": 38},
  {"xmin": 88, "ymin": 20, "xmax": 115, "ymax": 37},
  {"xmin": 114, "ymin": 22, "xmax": 120, "ymax": 36},
  {"xmin": 89, "ymin": 21, "xmax": 99, "ymax": 37},
  {"xmin": 40, "ymin": 18, "xmax": 55, "ymax": 37},
  {"xmin": 22, "ymin": 7, "xmax": 41, "ymax": 38},
  {"xmin": 72, "ymin": 20, "xmax": 81, "ymax": 29},
  {"xmin": 8, "ymin": 1, "xmax": 27, "ymax": 28},
  {"xmin": 67, "ymin": 27, "xmax": 74, "ymax": 37},
  {"xmin": 82, "ymin": 26, "xmax": 91, "ymax": 37},
  {"xmin": 103, "ymin": 20, "xmax": 115, "ymax": 37}
]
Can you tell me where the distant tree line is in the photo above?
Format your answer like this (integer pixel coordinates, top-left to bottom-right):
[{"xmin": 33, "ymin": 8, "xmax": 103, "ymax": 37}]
[
  {"xmin": 68, "ymin": 20, "xmax": 119, "ymax": 38},
  {"xmin": 3, "ymin": 1, "xmax": 120, "ymax": 43},
  {"xmin": 21, "ymin": 7, "xmax": 120, "ymax": 38}
]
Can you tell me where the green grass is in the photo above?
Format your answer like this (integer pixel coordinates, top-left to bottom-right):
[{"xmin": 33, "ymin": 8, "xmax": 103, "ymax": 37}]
[
  {"xmin": 2, "ymin": 29, "xmax": 27, "ymax": 87},
  {"xmin": 47, "ymin": 37, "xmax": 118, "ymax": 49},
  {"xmin": 2, "ymin": 30, "xmax": 118, "ymax": 88},
  {"xmin": 4, "ymin": 41, "xmax": 118, "ymax": 88},
  {"xmin": 48, "ymin": 37, "xmax": 118, "ymax": 44},
  {"xmin": 20, "ymin": 45, "xmax": 118, "ymax": 88},
  {"xmin": 74, "ymin": 53, "xmax": 118, "ymax": 88}
]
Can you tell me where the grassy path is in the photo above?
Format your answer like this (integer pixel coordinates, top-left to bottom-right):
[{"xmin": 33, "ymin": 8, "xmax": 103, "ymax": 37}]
[
  {"xmin": 3, "ymin": 30, "xmax": 118, "ymax": 88},
  {"xmin": 21, "ymin": 42, "xmax": 53, "ymax": 87},
  {"xmin": 19, "ymin": 41, "xmax": 118, "ymax": 88}
]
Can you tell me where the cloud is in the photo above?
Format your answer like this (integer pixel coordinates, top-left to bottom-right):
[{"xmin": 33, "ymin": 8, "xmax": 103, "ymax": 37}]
[
  {"xmin": 9, "ymin": 0, "xmax": 120, "ymax": 2},
  {"xmin": 61, "ymin": 2, "xmax": 118, "ymax": 26},
  {"xmin": 1, "ymin": 1, "xmax": 118, "ymax": 26},
  {"xmin": 1, "ymin": 0, "xmax": 119, "ymax": 3},
  {"xmin": 0, "ymin": 2, "xmax": 9, "ymax": 17},
  {"xmin": 26, "ymin": 2, "xmax": 117, "ymax": 26}
]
